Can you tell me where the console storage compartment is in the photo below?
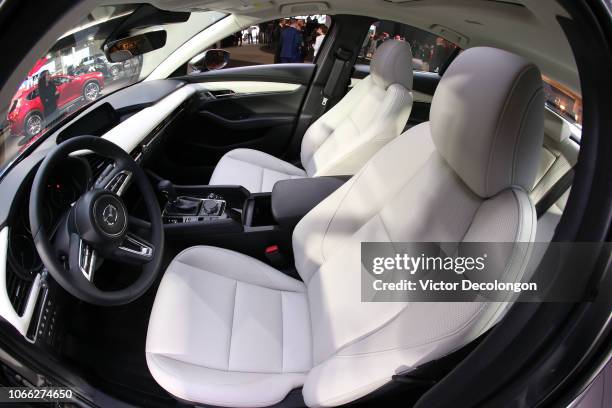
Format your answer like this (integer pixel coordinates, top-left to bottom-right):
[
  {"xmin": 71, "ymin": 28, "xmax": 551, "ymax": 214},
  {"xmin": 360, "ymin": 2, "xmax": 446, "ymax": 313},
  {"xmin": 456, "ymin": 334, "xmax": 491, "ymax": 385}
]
[{"xmin": 243, "ymin": 193, "xmax": 276, "ymax": 227}]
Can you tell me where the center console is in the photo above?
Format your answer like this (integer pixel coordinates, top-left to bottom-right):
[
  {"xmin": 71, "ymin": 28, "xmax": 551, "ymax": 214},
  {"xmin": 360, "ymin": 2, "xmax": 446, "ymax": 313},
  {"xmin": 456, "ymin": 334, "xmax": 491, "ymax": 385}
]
[
  {"xmin": 149, "ymin": 177, "xmax": 348, "ymax": 266},
  {"xmin": 155, "ymin": 180, "xmax": 275, "ymax": 234},
  {"xmin": 162, "ymin": 193, "xmax": 227, "ymax": 224}
]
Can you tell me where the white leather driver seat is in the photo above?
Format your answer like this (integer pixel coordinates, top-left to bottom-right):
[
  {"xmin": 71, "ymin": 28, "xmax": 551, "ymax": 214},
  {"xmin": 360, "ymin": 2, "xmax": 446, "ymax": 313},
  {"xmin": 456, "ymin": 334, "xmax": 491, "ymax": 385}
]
[
  {"xmin": 146, "ymin": 47, "xmax": 543, "ymax": 407},
  {"xmin": 208, "ymin": 40, "xmax": 414, "ymax": 193}
]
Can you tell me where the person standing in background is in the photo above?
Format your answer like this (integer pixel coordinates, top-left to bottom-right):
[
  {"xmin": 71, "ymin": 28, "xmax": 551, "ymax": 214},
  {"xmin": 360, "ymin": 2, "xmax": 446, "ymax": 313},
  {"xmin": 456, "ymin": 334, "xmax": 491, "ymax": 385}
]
[
  {"xmin": 247, "ymin": 26, "xmax": 254, "ymax": 44},
  {"xmin": 280, "ymin": 19, "xmax": 301, "ymax": 63},
  {"xmin": 37, "ymin": 70, "xmax": 59, "ymax": 131},
  {"xmin": 430, "ymin": 37, "xmax": 453, "ymax": 72},
  {"xmin": 313, "ymin": 25, "xmax": 328, "ymax": 58},
  {"xmin": 272, "ymin": 20, "xmax": 285, "ymax": 63},
  {"xmin": 296, "ymin": 19, "xmax": 306, "ymax": 62}
]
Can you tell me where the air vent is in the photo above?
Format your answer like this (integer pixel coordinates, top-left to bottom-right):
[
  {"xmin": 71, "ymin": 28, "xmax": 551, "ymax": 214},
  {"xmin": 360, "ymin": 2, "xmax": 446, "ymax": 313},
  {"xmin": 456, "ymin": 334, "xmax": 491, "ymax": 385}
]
[
  {"xmin": 6, "ymin": 269, "xmax": 32, "ymax": 316},
  {"xmin": 84, "ymin": 153, "xmax": 113, "ymax": 183}
]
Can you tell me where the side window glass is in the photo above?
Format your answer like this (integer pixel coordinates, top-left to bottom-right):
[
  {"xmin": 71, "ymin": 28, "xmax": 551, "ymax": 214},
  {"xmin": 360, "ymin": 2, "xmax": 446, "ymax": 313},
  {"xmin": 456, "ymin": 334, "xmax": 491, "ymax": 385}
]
[
  {"xmin": 358, "ymin": 21, "xmax": 460, "ymax": 73},
  {"xmin": 214, "ymin": 15, "xmax": 331, "ymax": 69},
  {"xmin": 543, "ymin": 76, "xmax": 582, "ymax": 127}
]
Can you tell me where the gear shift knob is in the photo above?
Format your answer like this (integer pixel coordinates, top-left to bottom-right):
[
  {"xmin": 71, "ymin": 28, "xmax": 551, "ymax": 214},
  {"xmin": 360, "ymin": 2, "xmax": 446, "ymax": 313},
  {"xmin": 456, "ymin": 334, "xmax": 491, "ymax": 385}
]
[{"xmin": 158, "ymin": 180, "xmax": 177, "ymax": 204}]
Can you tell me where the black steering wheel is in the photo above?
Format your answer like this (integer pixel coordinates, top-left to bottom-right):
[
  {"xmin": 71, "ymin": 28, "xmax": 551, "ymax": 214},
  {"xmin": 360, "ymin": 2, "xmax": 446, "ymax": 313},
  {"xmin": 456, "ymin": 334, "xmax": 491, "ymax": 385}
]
[{"xmin": 29, "ymin": 136, "xmax": 164, "ymax": 306}]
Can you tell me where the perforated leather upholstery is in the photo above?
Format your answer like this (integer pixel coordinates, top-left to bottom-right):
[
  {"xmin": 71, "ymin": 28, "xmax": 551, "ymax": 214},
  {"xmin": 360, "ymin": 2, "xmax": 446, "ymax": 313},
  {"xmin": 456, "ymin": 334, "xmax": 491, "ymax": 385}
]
[{"xmin": 147, "ymin": 47, "xmax": 543, "ymax": 407}]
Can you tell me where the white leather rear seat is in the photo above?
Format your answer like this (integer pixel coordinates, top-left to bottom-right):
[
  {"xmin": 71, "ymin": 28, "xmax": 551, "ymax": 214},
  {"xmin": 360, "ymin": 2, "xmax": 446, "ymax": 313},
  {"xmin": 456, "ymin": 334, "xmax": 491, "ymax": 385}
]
[{"xmin": 531, "ymin": 109, "xmax": 579, "ymax": 242}]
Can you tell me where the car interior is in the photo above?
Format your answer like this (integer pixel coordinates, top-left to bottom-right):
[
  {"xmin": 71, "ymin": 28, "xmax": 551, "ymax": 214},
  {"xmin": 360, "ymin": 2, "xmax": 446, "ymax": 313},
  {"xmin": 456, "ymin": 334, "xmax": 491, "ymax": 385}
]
[{"xmin": 0, "ymin": 1, "xmax": 602, "ymax": 407}]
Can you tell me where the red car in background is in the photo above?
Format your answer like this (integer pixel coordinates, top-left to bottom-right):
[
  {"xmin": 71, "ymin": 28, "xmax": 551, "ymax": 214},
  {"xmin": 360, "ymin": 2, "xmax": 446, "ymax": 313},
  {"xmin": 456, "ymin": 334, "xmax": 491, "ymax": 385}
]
[{"xmin": 6, "ymin": 71, "xmax": 104, "ymax": 138}]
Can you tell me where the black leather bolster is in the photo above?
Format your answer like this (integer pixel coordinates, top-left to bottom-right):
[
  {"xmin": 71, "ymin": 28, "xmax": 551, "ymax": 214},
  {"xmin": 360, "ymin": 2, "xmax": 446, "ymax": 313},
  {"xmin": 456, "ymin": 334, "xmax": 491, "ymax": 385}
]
[{"xmin": 271, "ymin": 176, "xmax": 350, "ymax": 229}]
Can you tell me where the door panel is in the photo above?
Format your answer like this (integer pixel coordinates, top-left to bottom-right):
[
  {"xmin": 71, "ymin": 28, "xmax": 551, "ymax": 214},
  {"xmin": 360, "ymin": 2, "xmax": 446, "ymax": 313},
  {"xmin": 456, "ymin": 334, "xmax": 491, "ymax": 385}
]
[
  {"xmin": 183, "ymin": 63, "xmax": 315, "ymax": 85},
  {"xmin": 157, "ymin": 64, "xmax": 315, "ymax": 184}
]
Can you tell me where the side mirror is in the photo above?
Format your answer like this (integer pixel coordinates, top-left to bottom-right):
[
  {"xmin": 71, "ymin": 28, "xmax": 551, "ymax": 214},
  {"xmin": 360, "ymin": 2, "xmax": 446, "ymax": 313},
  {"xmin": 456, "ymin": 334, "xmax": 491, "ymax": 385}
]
[
  {"xmin": 104, "ymin": 29, "xmax": 167, "ymax": 63},
  {"xmin": 187, "ymin": 49, "xmax": 230, "ymax": 74}
]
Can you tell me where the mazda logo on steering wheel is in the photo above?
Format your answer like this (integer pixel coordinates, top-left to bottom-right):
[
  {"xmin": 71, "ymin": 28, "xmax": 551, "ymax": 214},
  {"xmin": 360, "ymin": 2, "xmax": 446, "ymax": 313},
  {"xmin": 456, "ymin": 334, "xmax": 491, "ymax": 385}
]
[{"xmin": 102, "ymin": 204, "xmax": 119, "ymax": 226}]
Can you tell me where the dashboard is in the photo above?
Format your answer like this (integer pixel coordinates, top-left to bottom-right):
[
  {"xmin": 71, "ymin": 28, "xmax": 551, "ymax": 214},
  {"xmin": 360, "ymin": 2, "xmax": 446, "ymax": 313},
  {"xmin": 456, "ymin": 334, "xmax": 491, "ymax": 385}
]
[
  {"xmin": 0, "ymin": 77, "xmax": 259, "ymax": 343},
  {"xmin": 0, "ymin": 78, "xmax": 196, "ymax": 343},
  {"xmin": 7, "ymin": 158, "xmax": 89, "ymax": 284}
]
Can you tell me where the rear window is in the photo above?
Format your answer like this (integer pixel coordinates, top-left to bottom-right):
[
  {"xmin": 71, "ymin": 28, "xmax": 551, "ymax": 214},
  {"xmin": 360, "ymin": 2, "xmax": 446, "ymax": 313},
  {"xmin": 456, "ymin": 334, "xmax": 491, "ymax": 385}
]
[
  {"xmin": 543, "ymin": 75, "xmax": 582, "ymax": 127},
  {"xmin": 359, "ymin": 21, "xmax": 460, "ymax": 73}
]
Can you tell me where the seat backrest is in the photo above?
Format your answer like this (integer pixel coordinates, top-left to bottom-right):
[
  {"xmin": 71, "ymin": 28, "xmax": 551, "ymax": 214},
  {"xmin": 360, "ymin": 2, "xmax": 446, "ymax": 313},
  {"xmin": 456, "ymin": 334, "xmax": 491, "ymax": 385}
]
[
  {"xmin": 300, "ymin": 40, "xmax": 414, "ymax": 177},
  {"xmin": 531, "ymin": 109, "xmax": 579, "ymax": 205},
  {"xmin": 293, "ymin": 47, "xmax": 543, "ymax": 407},
  {"xmin": 531, "ymin": 110, "xmax": 579, "ymax": 245}
]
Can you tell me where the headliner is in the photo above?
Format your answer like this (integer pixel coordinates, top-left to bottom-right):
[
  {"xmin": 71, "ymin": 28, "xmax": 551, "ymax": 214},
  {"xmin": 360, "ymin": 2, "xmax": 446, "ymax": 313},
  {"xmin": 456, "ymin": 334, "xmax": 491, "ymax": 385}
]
[{"xmin": 148, "ymin": 0, "xmax": 580, "ymax": 94}]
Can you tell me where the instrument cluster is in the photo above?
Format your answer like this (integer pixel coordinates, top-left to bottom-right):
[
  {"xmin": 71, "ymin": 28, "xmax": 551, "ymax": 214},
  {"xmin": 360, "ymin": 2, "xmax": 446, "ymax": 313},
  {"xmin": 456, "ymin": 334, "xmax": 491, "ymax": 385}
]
[{"xmin": 8, "ymin": 158, "xmax": 89, "ymax": 280}]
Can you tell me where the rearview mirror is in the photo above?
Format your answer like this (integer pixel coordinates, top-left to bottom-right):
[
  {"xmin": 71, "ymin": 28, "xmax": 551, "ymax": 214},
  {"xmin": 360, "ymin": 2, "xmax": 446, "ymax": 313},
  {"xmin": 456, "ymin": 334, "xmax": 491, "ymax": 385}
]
[
  {"xmin": 104, "ymin": 30, "xmax": 167, "ymax": 63},
  {"xmin": 187, "ymin": 49, "xmax": 230, "ymax": 74}
]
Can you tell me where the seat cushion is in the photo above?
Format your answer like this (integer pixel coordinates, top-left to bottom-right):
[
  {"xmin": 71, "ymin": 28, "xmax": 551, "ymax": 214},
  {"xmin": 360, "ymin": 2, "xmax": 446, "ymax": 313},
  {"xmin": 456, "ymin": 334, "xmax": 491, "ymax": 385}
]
[
  {"xmin": 146, "ymin": 246, "xmax": 312, "ymax": 407},
  {"xmin": 209, "ymin": 148, "xmax": 306, "ymax": 193}
]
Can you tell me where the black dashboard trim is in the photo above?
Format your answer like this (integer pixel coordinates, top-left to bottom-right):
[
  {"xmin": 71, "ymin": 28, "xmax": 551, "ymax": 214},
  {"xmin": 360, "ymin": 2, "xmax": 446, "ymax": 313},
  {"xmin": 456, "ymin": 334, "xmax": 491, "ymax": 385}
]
[{"xmin": 180, "ymin": 63, "xmax": 316, "ymax": 86}]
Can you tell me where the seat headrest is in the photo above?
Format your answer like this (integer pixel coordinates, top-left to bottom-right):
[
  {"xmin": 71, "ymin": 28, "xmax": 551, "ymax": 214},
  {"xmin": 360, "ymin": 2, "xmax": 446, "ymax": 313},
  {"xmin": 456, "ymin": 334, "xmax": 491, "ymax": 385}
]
[
  {"xmin": 544, "ymin": 109, "xmax": 571, "ymax": 143},
  {"xmin": 430, "ymin": 47, "xmax": 544, "ymax": 198},
  {"xmin": 371, "ymin": 39, "xmax": 413, "ymax": 90}
]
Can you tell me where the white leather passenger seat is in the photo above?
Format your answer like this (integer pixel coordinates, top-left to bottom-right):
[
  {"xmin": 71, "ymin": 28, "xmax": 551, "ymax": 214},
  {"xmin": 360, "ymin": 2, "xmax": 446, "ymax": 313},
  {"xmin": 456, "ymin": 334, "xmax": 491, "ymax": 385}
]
[
  {"xmin": 531, "ymin": 109, "xmax": 579, "ymax": 241},
  {"xmin": 146, "ymin": 47, "xmax": 544, "ymax": 407},
  {"xmin": 209, "ymin": 40, "xmax": 414, "ymax": 193}
]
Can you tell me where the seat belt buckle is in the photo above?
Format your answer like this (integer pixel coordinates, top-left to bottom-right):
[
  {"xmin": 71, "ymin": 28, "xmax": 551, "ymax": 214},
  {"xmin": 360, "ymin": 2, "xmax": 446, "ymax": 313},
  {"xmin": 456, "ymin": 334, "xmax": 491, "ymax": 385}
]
[
  {"xmin": 321, "ymin": 97, "xmax": 328, "ymax": 106},
  {"xmin": 265, "ymin": 245, "xmax": 287, "ymax": 268}
]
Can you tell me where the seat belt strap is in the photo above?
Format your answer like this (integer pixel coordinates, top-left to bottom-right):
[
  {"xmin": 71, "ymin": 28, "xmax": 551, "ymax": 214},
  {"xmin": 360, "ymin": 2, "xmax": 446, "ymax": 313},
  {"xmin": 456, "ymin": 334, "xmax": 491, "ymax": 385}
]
[
  {"xmin": 536, "ymin": 166, "xmax": 575, "ymax": 218},
  {"xmin": 319, "ymin": 47, "xmax": 353, "ymax": 114}
]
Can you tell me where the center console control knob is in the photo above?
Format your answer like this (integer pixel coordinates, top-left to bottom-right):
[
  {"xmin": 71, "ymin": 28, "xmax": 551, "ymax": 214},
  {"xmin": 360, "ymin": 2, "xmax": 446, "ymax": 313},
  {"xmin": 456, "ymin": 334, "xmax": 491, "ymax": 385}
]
[{"xmin": 202, "ymin": 200, "xmax": 220, "ymax": 215}]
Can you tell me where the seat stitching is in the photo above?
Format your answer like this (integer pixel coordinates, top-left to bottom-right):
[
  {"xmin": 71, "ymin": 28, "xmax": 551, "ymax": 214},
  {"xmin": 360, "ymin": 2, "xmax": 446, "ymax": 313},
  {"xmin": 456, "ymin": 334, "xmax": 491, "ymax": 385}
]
[
  {"xmin": 174, "ymin": 259, "xmax": 305, "ymax": 293},
  {"xmin": 227, "ymin": 280, "xmax": 238, "ymax": 371},
  {"xmin": 226, "ymin": 150, "xmax": 304, "ymax": 175},
  {"xmin": 148, "ymin": 354, "xmax": 307, "ymax": 408},
  {"xmin": 328, "ymin": 301, "xmax": 487, "ymax": 359},
  {"xmin": 150, "ymin": 352, "xmax": 309, "ymax": 375},
  {"xmin": 319, "ymin": 143, "xmax": 435, "ymax": 267},
  {"xmin": 475, "ymin": 189, "xmax": 535, "ymax": 331},
  {"xmin": 512, "ymin": 87, "xmax": 543, "ymax": 186},
  {"xmin": 315, "ymin": 88, "xmax": 412, "ymax": 177},
  {"xmin": 319, "ymin": 168, "xmax": 367, "ymax": 263},
  {"xmin": 484, "ymin": 65, "xmax": 533, "ymax": 196},
  {"xmin": 172, "ymin": 245, "xmax": 304, "ymax": 289},
  {"xmin": 531, "ymin": 160, "xmax": 572, "ymax": 202}
]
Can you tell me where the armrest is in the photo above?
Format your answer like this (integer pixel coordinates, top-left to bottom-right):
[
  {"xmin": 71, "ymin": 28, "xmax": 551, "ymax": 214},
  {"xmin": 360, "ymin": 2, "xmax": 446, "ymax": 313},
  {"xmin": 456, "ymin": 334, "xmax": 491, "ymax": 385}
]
[{"xmin": 271, "ymin": 176, "xmax": 350, "ymax": 229}]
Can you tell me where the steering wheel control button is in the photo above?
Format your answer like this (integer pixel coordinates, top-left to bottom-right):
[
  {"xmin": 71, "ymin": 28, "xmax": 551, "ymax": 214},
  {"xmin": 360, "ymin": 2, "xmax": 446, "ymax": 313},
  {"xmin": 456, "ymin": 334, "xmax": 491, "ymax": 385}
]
[{"xmin": 93, "ymin": 195, "xmax": 127, "ymax": 237}]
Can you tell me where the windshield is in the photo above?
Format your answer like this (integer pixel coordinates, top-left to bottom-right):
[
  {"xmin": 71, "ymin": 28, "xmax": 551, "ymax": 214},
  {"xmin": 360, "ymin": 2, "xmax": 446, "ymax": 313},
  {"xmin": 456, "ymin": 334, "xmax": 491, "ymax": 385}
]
[{"xmin": 0, "ymin": 5, "xmax": 225, "ymax": 172}]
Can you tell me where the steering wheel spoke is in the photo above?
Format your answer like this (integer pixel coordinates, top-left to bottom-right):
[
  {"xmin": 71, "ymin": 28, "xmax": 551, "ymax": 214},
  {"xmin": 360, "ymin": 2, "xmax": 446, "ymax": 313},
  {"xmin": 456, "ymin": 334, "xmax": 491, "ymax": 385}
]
[
  {"xmin": 93, "ymin": 160, "xmax": 133, "ymax": 196},
  {"xmin": 68, "ymin": 233, "xmax": 98, "ymax": 282},
  {"xmin": 111, "ymin": 232, "xmax": 154, "ymax": 265}
]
